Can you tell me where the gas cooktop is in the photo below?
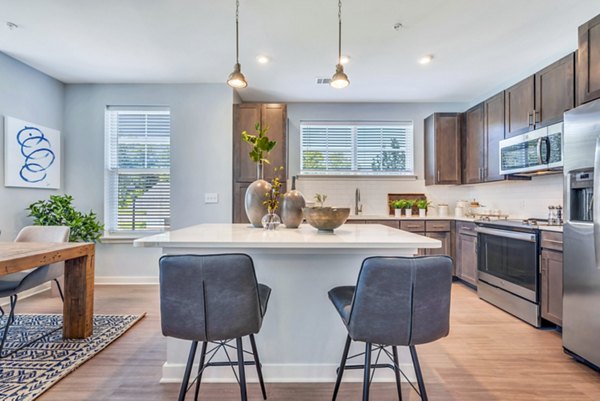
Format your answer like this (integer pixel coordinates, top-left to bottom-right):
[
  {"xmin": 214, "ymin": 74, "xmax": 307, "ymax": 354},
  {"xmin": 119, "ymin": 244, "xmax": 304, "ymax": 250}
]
[{"xmin": 475, "ymin": 217, "xmax": 553, "ymax": 230}]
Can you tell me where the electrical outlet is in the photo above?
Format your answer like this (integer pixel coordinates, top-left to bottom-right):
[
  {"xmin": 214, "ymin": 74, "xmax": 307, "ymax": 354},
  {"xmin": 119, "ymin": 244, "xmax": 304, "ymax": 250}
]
[{"xmin": 205, "ymin": 193, "xmax": 218, "ymax": 204}]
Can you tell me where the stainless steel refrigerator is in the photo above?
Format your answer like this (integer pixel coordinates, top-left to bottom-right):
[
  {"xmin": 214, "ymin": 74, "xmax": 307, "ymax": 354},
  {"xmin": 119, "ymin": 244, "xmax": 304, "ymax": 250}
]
[{"xmin": 563, "ymin": 98, "xmax": 600, "ymax": 369}]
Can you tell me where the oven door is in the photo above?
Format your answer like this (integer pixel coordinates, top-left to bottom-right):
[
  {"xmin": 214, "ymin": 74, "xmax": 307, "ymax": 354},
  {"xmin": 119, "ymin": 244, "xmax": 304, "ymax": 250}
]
[{"xmin": 476, "ymin": 226, "xmax": 539, "ymax": 302}]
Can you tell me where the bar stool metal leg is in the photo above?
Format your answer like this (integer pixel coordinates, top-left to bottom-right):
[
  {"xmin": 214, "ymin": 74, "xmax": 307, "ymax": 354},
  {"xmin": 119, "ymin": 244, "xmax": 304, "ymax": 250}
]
[
  {"xmin": 332, "ymin": 335, "xmax": 352, "ymax": 401},
  {"xmin": 362, "ymin": 342, "xmax": 372, "ymax": 401},
  {"xmin": 236, "ymin": 337, "xmax": 248, "ymax": 401},
  {"xmin": 392, "ymin": 346, "xmax": 403, "ymax": 401},
  {"xmin": 409, "ymin": 345, "xmax": 428, "ymax": 401},
  {"xmin": 249, "ymin": 334, "xmax": 267, "ymax": 400},
  {"xmin": 179, "ymin": 341, "xmax": 198, "ymax": 401},
  {"xmin": 193, "ymin": 341, "xmax": 208, "ymax": 401}
]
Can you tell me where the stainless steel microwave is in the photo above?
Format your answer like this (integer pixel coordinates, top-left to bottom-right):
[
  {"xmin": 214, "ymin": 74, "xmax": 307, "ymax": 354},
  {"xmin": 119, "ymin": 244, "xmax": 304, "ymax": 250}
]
[{"xmin": 499, "ymin": 122, "xmax": 563, "ymax": 175}]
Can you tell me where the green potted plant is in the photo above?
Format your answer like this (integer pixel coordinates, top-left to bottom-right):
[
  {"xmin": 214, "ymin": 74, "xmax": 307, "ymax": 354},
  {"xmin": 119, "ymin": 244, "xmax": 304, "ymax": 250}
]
[
  {"xmin": 416, "ymin": 199, "xmax": 431, "ymax": 218},
  {"xmin": 26, "ymin": 194, "xmax": 104, "ymax": 242},
  {"xmin": 390, "ymin": 200, "xmax": 407, "ymax": 217},
  {"xmin": 404, "ymin": 200, "xmax": 416, "ymax": 218}
]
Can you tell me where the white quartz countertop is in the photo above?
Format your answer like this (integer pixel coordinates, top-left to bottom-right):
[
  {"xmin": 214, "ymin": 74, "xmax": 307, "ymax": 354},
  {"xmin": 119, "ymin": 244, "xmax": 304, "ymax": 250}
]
[
  {"xmin": 133, "ymin": 223, "xmax": 441, "ymax": 249},
  {"xmin": 538, "ymin": 225, "xmax": 563, "ymax": 233}
]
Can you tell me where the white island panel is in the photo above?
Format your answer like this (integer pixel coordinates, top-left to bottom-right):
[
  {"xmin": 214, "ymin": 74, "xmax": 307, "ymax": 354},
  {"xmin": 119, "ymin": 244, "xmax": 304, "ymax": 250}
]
[{"xmin": 134, "ymin": 223, "xmax": 441, "ymax": 383}]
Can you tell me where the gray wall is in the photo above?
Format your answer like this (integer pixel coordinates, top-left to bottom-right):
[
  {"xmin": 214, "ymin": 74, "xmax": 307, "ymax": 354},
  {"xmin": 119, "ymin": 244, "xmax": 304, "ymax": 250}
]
[
  {"xmin": 64, "ymin": 84, "xmax": 234, "ymax": 279},
  {"xmin": 0, "ymin": 52, "xmax": 65, "ymax": 240},
  {"xmin": 287, "ymin": 102, "xmax": 469, "ymax": 178}
]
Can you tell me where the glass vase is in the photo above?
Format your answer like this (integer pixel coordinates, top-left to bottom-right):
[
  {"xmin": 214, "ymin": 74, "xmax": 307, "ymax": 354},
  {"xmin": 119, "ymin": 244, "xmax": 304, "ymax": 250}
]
[{"xmin": 262, "ymin": 212, "xmax": 281, "ymax": 230}]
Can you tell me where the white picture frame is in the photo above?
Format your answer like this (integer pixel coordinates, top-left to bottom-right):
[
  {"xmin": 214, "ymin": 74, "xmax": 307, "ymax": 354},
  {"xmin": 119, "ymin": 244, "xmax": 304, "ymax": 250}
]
[{"xmin": 4, "ymin": 116, "xmax": 61, "ymax": 189}]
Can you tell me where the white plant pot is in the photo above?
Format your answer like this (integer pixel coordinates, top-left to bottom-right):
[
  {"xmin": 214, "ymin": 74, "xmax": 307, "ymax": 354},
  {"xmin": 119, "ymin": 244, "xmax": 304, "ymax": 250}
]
[
  {"xmin": 405, "ymin": 209, "xmax": 412, "ymax": 217},
  {"xmin": 419, "ymin": 209, "xmax": 426, "ymax": 217},
  {"xmin": 394, "ymin": 209, "xmax": 402, "ymax": 217}
]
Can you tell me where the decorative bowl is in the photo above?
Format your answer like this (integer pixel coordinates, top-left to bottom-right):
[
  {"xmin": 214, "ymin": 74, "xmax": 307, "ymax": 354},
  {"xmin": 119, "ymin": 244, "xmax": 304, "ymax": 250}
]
[{"xmin": 302, "ymin": 207, "xmax": 350, "ymax": 232}]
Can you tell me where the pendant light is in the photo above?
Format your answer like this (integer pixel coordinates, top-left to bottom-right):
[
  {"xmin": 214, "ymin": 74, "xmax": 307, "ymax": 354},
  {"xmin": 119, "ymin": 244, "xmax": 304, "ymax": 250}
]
[
  {"xmin": 331, "ymin": 0, "xmax": 350, "ymax": 89},
  {"xmin": 227, "ymin": 0, "xmax": 248, "ymax": 88}
]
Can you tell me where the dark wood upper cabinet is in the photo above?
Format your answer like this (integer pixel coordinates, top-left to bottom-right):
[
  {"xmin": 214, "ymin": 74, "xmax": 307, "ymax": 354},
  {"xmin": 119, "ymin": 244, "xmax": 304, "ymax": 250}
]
[
  {"xmin": 233, "ymin": 104, "xmax": 262, "ymax": 183},
  {"xmin": 424, "ymin": 113, "xmax": 462, "ymax": 186},
  {"xmin": 578, "ymin": 13, "xmax": 600, "ymax": 105},
  {"xmin": 232, "ymin": 103, "xmax": 287, "ymax": 223},
  {"xmin": 484, "ymin": 92, "xmax": 506, "ymax": 182},
  {"xmin": 462, "ymin": 93, "xmax": 505, "ymax": 184},
  {"xmin": 535, "ymin": 53, "xmax": 575, "ymax": 127},
  {"xmin": 463, "ymin": 103, "xmax": 485, "ymax": 184},
  {"xmin": 505, "ymin": 75, "xmax": 535, "ymax": 138}
]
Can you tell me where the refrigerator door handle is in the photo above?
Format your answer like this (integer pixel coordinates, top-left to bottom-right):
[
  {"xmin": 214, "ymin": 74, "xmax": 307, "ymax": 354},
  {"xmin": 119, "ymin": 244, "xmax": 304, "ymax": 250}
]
[{"xmin": 594, "ymin": 137, "xmax": 600, "ymax": 269}]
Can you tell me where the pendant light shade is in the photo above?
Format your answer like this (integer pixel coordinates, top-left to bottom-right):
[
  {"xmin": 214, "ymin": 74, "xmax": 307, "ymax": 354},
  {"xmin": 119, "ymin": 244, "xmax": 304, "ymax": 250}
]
[
  {"xmin": 228, "ymin": 63, "xmax": 247, "ymax": 88},
  {"xmin": 331, "ymin": 0, "xmax": 349, "ymax": 89},
  {"xmin": 228, "ymin": 0, "xmax": 247, "ymax": 89},
  {"xmin": 331, "ymin": 64, "xmax": 350, "ymax": 89}
]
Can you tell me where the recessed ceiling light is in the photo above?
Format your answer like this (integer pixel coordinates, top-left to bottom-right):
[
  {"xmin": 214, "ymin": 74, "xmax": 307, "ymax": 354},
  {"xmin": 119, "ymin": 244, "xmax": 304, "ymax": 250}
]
[
  {"xmin": 256, "ymin": 55, "xmax": 270, "ymax": 64},
  {"xmin": 419, "ymin": 55, "xmax": 434, "ymax": 65}
]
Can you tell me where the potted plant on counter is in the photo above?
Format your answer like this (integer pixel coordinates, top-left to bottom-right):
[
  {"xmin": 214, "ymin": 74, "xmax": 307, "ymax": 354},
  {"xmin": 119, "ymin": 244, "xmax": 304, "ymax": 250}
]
[
  {"xmin": 416, "ymin": 199, "xmax": 431, "ymax": 218},
  {"xmin": 404, "ymin": 200, "xmax": 416, "ymax": 217},
  {"xmin": 390, "ymin": 200, "xmax": 406, "ymax": 217}
]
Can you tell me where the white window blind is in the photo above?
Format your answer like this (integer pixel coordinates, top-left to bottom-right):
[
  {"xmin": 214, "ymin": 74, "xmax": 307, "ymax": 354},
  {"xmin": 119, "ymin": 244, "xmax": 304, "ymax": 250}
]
[
  {"xmin": 105, "ymin": 107, "xmax": 171, "ymax": 234},
  {"xmin": 300, "ymin": 122, "xmax": 414, "ymax": 175}
]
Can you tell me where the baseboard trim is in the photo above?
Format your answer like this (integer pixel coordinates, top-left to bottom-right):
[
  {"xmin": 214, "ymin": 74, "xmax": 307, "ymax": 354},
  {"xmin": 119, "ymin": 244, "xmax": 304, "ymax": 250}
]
[
  {"xmin": 160, "ymin": 362, "xmax": 416, "ymax": 384},
  {"xmin": 0, "ymin": 283, "xmax": 51, "ymax": 307},
  {"xmin": 94, "ymin": 276, "xmax": 159, "ymax": 285}
]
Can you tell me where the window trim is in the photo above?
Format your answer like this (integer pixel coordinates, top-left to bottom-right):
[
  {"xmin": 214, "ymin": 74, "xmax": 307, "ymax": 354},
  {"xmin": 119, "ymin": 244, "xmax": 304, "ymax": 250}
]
[
  {"xmin": 104, "ymin": 106, "xmax": 171, "ymax": 236},
  {"xmin": 299, "ymin": 120, "xmax": 415, "ymax": 176}
]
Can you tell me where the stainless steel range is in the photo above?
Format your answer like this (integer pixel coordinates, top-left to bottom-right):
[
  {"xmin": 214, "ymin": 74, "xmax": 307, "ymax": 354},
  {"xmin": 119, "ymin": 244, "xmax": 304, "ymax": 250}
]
[{"xmin": 475, "ymin": 218, "xmax": 548, "ymax": 327}]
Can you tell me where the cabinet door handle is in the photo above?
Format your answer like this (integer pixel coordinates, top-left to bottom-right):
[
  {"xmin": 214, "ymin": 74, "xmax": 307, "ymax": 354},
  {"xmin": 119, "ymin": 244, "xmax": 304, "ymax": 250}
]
[
  {"xmin": 528, "ymin": 111, "xmax": 533, "ymax": 127},
  {"xmin": 437, "ymin": 170, "xmax": 440, "ymax": 182},
  {"xmin": 534, "ymin": 110, "xmax": 540, "ymax": 125}
]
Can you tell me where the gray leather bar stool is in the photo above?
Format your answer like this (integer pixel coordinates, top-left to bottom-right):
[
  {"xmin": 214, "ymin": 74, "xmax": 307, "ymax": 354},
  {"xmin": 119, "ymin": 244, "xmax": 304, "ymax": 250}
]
[
  {"xmin": 328, "ymin": 256, "xmax": 453, "ymax": 401},
  {"xmin": 159, "ymin": 254, "xmax": 272, "ymax": 401}
]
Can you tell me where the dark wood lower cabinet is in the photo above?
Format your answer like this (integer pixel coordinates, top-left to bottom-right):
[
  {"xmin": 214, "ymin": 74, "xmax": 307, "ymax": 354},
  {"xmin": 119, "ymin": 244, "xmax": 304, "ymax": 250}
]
[
  {"xmin": 455, "ymin": 222, "xmax": 478, "ymax": 287},
  {"xmin": 540, "ymin": 248, "xmax": 563, "ymax": 326},
  {"xmin": 425, "ymin": 232, "xmax": 451, "ymax": 256}
]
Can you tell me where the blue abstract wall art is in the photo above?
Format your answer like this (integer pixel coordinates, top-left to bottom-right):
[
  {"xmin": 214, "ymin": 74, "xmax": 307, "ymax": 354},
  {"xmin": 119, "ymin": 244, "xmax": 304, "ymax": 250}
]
[{"xmin": 4, "ymin": 116, "xmax": 61, "ymax": 189}]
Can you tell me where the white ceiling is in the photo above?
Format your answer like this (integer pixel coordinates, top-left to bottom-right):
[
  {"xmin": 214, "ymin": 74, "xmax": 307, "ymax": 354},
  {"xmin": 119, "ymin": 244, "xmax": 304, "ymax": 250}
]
[{"xmin": 2, "ymin": 0, "xmax": 600, "ymax": 103}]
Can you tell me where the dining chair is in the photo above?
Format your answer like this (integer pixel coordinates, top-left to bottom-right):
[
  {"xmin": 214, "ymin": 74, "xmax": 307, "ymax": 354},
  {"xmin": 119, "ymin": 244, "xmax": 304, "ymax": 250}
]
[
  {"xmin": 159, "ymin": 253, "xmax": 272, "ymax": 401},
  {"xmin": 0, "ymin": 225, "xmax": 70, "ymax": 357},
  {"xmin": 328, "ymin": 255, "xmax": 453, "ymax": 401}
]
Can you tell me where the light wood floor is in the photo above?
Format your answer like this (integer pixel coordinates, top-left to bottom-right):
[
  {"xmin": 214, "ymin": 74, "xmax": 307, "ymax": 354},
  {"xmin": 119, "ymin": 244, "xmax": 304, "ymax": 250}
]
[{"xmin": 15, "ymin": 283, "xmax": 600, "ymax": 401}]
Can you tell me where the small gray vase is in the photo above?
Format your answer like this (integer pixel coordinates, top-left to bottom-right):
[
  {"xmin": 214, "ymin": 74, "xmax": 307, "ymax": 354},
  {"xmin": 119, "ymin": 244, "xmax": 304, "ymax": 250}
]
[
  {"xmin": 281, "ymin": 176, "xmax": 306, "ymax": 228},
  {"xmin": 245, "ymin": 179, "xmax": 271, "ymax": 227}
]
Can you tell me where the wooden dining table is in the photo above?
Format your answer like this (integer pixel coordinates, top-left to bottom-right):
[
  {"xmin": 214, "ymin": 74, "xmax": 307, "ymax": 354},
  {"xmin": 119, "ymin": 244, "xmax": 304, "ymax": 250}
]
[{"xmin": 0, "ymin": 241, "xmax": 95, "ymax": 339}]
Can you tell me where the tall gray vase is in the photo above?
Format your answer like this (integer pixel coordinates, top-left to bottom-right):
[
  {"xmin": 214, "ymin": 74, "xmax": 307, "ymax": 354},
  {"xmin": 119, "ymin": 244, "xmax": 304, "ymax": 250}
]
[
  {"xmin": 281, "ymin": 176, "xmax": 306, "ymax": 228},
  {"xmin": 245, "ymin": 162, "xmax": 271, "ymax": 227}
]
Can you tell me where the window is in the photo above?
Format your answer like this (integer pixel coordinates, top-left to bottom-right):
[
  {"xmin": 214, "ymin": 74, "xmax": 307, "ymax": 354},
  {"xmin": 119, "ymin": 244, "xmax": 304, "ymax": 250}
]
[
  {"xmin": 300, "ymin": 121, "xmax": 414, "ymax": 175},
  {"xmin": 105, "ymin": 107, "xmax": 171, "ymax": 234}
]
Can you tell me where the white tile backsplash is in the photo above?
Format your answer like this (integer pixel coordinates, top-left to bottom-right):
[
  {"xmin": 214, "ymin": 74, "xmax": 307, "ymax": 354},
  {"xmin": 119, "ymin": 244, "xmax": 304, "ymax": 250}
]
[{"xmin": 296, "ymin": 174, "xmax": 563, "ymax": 219}]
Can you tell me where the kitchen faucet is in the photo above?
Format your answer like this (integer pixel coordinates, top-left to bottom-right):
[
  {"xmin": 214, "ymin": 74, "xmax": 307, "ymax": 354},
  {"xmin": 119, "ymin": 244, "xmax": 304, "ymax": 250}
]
[{"xmin": 355, "ymin": 188, "xmax": 363, "ymax": 215}]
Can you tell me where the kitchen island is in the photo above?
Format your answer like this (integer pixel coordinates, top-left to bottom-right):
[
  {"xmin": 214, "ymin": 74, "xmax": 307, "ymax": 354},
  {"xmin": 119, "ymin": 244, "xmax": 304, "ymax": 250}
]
[{"xmin": 134, "ymin": 223, "xmax": 441, "ymax": 383}]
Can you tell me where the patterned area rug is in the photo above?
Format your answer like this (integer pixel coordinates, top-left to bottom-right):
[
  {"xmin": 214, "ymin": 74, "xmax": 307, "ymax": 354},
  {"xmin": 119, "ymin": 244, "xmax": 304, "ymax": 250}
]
[{"xmin": 0, "ymin": 314, "xmax": 145, "ymax": 401}]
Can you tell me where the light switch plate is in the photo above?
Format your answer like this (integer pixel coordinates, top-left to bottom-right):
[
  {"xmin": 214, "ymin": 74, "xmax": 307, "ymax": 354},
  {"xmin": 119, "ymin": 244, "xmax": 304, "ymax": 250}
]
[{"xmin": 205, "ymin": 193, "xmax": 219, "ymax": 204}]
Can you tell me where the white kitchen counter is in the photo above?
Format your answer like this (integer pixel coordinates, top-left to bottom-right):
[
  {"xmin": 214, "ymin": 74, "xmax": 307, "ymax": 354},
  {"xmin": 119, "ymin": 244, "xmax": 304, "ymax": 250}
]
[
  {"xmin": 134, "ymin": 223, "xmax": 441, "ymax": 249},
  {"xmin": 538, "ymin": 225, "xmax": 563, "ymax": 233},
  {"xmin": 134, "ymin": 223, "xmax": 440, "ymax": 384}
]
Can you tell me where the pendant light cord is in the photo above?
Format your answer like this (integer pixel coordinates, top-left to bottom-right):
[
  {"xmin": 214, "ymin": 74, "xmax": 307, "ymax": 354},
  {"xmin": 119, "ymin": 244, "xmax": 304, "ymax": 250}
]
[
  {"xmin": 235, "ymin": 0, "xmax": 240, "ymax": 64},
  {"xmin": 338, "ymin": 0, "xmax": 342, "ymax": 64}
]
